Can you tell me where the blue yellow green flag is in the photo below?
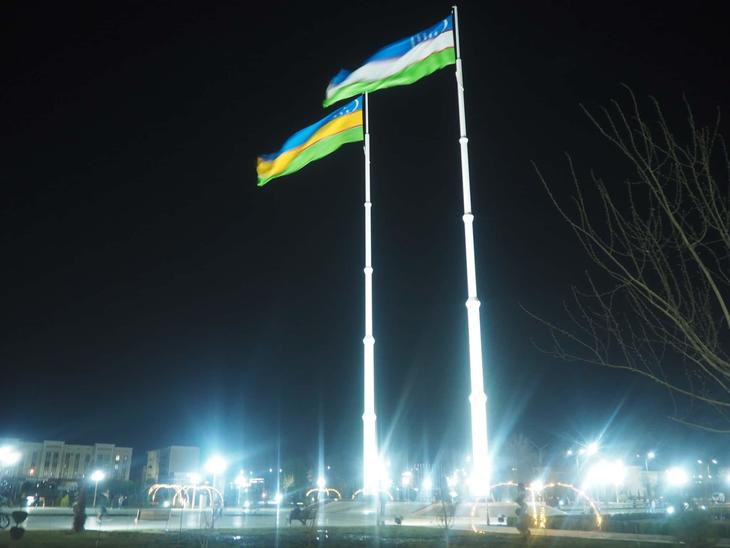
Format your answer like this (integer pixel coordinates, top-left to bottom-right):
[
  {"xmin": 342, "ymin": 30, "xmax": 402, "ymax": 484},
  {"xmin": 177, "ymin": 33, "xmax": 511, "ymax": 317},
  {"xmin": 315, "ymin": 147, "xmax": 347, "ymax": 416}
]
[{"xmin": 257, "ymin": 97, "xmax": 364, "ymax": 186}]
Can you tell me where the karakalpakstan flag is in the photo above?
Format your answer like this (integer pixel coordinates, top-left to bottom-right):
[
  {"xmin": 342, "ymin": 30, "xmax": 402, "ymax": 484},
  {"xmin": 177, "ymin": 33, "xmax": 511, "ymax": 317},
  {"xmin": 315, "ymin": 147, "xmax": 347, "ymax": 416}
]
[
  {"xmin": 257, "ymin": 96, "xmax": 364, "ymax": 186},
  {"xmin": 324, "ymin": 15, "xmax": 455, "ymax": 107}
]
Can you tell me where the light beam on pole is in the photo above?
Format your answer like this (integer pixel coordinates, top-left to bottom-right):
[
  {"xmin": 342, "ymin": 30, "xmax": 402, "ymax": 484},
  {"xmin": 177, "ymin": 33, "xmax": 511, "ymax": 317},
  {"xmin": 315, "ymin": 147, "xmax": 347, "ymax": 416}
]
[
  {"xmin": 362, "ymin": 92, "xmax": 379, "ymax": 496},
  {"xmin": 452, "ymin": 5, "xmax": 489, "ymax": 497}
]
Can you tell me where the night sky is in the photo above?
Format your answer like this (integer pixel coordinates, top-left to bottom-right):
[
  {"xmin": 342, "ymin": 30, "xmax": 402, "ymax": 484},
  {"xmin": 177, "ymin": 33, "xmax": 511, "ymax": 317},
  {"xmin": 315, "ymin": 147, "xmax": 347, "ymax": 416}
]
[{"xmin": 2, "ymin": 1, "xmax": 729, "ymax": 470}]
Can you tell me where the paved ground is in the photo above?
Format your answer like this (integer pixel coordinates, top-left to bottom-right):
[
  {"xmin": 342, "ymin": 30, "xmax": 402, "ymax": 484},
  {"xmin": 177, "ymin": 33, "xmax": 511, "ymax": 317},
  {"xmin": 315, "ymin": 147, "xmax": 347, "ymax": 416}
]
[
  {"xmin": 0, "ymin": 526, "xmax": 698, "ymax": 548},
  {"xmin": 4, "ymin": 503, "xmax": 730, "ymax": 546}
]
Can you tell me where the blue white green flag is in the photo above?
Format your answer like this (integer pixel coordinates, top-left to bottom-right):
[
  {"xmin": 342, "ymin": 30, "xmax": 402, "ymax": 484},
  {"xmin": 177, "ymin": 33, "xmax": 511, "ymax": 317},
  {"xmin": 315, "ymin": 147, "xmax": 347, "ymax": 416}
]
[{"xmin": 324, "ymin": 15, "xmax": 455, "ymax": 107}]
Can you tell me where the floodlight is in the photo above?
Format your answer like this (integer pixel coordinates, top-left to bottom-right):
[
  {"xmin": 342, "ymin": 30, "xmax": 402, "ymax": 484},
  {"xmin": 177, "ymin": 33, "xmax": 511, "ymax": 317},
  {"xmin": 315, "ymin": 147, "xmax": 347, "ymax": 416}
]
[
  {"xmin": 665, "ymin": 467, "xmax": 689, "ymax": 487},
  {"xmin": 205, "ymin": 456, "xmax": 227, "ymax": 475},
  {"xmin": 0, "ymin": 446, "xmax": 21, "ymax": 466},
  {"xmin": 584, "ymin": 460, "xmax": 625, "ymax": 488}
]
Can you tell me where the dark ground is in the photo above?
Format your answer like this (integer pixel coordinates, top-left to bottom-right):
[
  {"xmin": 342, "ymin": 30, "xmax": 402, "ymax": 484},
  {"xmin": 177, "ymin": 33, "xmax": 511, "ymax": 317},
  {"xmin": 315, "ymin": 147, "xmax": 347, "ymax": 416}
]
[{"xmin": 0, "ymin": 526, "xmax": 679, "ymax": 547}]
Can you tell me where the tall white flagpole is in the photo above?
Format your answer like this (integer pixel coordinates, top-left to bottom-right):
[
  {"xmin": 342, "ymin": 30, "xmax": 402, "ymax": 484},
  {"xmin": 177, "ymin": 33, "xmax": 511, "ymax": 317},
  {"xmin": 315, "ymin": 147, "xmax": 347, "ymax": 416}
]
[
  {"xmin": 362, "ymin": 92, "xmax": 379, "ymax": 496},
  {"xmin": 452, "ymin": 5, "xmax": 489, "ymax": 497}
]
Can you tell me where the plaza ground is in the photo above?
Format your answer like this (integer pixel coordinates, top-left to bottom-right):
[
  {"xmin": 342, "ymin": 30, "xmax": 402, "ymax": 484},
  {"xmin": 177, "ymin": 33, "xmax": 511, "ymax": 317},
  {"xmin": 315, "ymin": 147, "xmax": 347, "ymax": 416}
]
[
  {"xmin": 0, "ymin": 526, "xmax": 701, "ymax": 547},
  {"xmin": 4, "ymin": 502, "xmax": 730, "ymax": 546}
]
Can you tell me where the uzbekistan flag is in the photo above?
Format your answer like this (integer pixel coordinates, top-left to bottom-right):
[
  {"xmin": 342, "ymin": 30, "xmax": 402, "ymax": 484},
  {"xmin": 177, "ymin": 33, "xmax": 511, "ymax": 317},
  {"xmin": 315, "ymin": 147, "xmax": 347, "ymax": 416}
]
[
  {"xmin": 257, "ymin": 97, "xmax": 364, "ymax": 186},
  {"xmin": 324, "ymin": 15, "xmax": 455, "ymax": 107}
]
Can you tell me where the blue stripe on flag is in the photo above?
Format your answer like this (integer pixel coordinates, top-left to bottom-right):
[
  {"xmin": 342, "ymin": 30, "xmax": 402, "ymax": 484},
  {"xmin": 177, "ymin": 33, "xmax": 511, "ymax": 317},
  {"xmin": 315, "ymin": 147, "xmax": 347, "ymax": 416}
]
[
  {"xmin": 260, "ymin": 97, "xmax": 363, "ymax": 160},
  {"xmin": 365, "ymin": 15, "xmax": 453, "ymax": 63}
]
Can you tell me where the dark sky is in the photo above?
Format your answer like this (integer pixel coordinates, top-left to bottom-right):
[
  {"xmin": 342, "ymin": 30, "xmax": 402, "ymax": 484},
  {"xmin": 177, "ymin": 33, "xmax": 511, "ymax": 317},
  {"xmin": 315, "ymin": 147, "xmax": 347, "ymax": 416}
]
[{"xmin": 2, "ymin": 1, "xmax": 728, "ymax": 470}]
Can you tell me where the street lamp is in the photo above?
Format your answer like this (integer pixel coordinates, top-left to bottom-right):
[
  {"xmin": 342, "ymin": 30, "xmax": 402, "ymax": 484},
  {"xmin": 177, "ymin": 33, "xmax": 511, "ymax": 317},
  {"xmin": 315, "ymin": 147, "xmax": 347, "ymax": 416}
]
[
  {"xmin": 665, "ymin": 467, "xmax": 689, "ymax": 487},
  {"xmin": 205, "ymin": 456, "xmax": 227, "ymax": 492},
  {"xmin": 91, "ymin": 470, "xmax": 105, "ymax": 507},
  {"xmin": 645, "ymin": 451, "xmax": 656, "ymax": 471},
  {"xmin": 585, "ymin": 441, "xmax": 599, "ymax": 456},
  {"xmin": 188, "ymin": 472, "xmax": 201, "ymax": 509},
  {"xmin": 0, "ymin": 446, "xmax": 21, "ymax": 466},
  {"xmin": 0, "ymin": 446, "xmax": 21, "ymax": 477},
  {"xmin": 234, "ymin": 473, "xmax": 249, "ymax": 507},
  {"xmin": 583, "ymin": 460, "xmax": 625, "ymax": 503}
]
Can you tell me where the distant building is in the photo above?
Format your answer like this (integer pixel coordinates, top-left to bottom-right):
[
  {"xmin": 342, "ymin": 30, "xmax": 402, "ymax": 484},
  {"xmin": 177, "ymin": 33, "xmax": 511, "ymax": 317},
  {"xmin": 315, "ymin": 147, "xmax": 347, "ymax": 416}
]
[
  {"xmin": 0, "ymin": 438, "xmax": 133, "ymax": 481},
  {"xmin": 145, "ymin": 446, "xmax": 200, "ymax": 483}
]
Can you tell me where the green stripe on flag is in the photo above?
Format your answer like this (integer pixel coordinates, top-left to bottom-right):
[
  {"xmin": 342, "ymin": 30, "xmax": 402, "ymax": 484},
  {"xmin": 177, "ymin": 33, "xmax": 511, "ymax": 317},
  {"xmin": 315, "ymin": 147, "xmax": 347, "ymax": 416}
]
[
  {"xmin": 324, "ymin": 48, "xmax": 456, "ymax": 107},
  {"xmin": 257, "ymin": 126, "xmax": 364, "ymax": 186}
]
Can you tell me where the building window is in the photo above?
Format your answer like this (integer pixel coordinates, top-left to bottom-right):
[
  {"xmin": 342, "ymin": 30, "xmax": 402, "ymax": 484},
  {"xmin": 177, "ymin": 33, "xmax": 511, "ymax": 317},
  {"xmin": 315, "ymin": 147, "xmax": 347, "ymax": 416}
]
[{"xmin": 115, "ymin": 455, "xmax": 120, "ymax": 462}]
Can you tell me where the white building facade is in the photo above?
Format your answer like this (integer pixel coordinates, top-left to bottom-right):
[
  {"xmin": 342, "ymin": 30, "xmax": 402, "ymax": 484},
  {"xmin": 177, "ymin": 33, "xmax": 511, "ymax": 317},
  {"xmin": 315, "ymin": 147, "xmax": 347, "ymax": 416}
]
[
  {"xmin": 0, "ymin": 438, "xmax": 133, "ymax": 481},
  {"xmin": 145, "ymin": 446, "xmax": 200, "ymax": 483}
]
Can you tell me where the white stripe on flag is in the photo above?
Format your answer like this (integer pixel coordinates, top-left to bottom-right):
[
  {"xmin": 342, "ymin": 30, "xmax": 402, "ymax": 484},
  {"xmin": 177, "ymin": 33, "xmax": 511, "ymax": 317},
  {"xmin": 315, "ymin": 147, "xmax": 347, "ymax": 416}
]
[{"xmin": 327, "ymin": 31, "xmax": 454, "ymax": 98}]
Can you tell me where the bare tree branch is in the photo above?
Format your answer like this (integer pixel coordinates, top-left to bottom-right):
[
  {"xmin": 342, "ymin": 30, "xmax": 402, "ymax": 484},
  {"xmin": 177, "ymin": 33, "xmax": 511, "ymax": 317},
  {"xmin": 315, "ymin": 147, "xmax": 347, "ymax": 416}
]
[{"xmin": 528, "ymin": 93, "xmax": 730, "ymax": 430}]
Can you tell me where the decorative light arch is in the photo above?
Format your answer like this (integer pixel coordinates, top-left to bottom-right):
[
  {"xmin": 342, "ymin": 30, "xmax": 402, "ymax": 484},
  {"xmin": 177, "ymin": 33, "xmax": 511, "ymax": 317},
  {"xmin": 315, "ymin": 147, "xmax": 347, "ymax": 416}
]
[
  {"xmin": 469, "ymin": 481, "xmax": 602, "ymax": 534},
  {"xmin": 351, "ymin": 488, "xmax": 393, "ymax": 501},
  {"xmin": 304, "ymin": 487, "xmax": 342, "ymax": 500},
  {"xmin": 147, "ymin": 483, "xmax": 224, "ymax": 509}
]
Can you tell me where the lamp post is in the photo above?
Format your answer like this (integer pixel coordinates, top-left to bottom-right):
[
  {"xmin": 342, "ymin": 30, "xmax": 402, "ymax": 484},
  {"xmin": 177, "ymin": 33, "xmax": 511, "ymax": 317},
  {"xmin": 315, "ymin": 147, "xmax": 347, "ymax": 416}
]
[
  {"xmin": 205, "ymin": 456, "xmax": 227, "ymax": 501},
  {"xmin": 234, "ymin": 473, "xmax": 248, "ymax": 507},
  {"xmin": 645, "ymin": 451, "xmax": 656, "ymax": 472},
  {"xmin": 91, "ymin": 470, "xmax": 105, "ymax": 507},
  {"xmin": 188, "ymin": 472, "xmax": 201, "ymax": 509},
  {"xmin": 0, "ymin": 446, "xmax": 21, "ymax": 477}
]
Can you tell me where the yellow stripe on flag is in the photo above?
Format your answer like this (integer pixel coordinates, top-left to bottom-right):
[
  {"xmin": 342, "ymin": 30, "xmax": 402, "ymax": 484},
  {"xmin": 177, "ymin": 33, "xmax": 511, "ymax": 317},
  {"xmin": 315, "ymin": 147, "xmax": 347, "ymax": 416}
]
[{"xmin": 257, "ymin": 111, "xmax": 362, "ymax": 180}]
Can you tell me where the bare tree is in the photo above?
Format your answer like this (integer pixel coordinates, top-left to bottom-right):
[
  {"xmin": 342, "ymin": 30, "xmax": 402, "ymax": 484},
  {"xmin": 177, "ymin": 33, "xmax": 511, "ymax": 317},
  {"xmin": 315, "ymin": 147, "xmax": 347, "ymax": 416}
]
[
  {"xmin": 529, "ymin": 89, "xmax": 730, "ymax": 431},
  {"xmin": 281, "ymin": 473, "xmax": 295, "ymax": 495}
]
